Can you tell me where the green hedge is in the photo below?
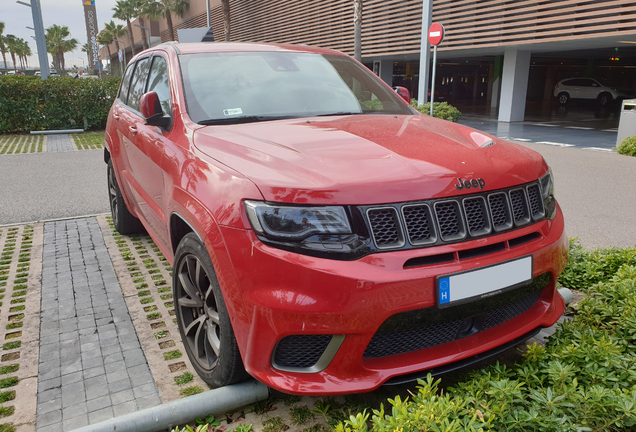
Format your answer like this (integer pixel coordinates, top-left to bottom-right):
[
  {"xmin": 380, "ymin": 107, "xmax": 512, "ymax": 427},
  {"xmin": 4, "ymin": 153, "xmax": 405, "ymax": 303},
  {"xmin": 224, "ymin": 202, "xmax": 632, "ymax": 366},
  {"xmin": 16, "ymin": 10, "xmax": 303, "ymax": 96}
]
[
  {"xmin": 411, "ymin": 99, "xmax": 462, "ymax": 122},
  {"xmin": 0, "ymin": 75, "xmax": 120, "ymax": 133},
  {"xmin": 337, "ymin": 253, "xmax": 636, "ymax": 431},
  {"xmin": 616, "ymin": 136, "xmax": 636, "ymax": 157}
]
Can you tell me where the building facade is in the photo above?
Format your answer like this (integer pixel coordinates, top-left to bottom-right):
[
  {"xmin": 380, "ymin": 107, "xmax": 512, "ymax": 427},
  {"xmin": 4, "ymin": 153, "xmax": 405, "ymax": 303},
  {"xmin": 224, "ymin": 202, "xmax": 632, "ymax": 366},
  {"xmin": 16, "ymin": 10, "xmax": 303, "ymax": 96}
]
[{"xmin": 110, "ymin": 0, "xmax": 636, "ymax": 122}]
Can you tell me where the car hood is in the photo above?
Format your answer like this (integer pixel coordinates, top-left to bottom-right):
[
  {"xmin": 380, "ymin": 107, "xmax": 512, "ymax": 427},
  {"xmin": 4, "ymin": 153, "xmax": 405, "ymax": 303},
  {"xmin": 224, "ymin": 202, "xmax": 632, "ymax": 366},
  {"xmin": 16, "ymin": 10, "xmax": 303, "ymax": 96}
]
[{"xmin": 193, "ymin": 114, "xmax": 547, "ymax": 205}]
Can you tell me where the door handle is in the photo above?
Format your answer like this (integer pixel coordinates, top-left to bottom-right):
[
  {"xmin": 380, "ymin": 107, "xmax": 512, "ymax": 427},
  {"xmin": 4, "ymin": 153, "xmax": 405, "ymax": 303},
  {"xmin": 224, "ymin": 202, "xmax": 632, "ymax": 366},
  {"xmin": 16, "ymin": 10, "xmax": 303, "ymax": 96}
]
[
  {"xmin": 113, "ymin": 114, "xmax": 120, "ymax": 121},
  {"xmin": 128, "ymin": 126, "xmax": 138, "ymax": 136}
]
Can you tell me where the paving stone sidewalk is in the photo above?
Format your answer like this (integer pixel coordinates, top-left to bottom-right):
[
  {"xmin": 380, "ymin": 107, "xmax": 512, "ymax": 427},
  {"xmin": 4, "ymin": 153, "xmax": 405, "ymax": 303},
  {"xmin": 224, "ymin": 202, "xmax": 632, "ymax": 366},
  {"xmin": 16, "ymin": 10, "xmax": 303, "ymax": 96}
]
[
  {"xmin": 45, "ymin": 135, "xmax": 74, "ymax": 153},
  {"xmin": 36, "ymin": 218, "xmax": 160, "ymax": 432}
]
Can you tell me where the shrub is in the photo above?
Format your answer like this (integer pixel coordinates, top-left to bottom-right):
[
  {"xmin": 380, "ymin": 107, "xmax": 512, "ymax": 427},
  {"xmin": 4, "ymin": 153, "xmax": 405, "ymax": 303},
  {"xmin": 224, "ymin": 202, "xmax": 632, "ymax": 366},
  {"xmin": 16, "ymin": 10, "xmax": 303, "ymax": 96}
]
[
  {"xmin": 616, "ymin": 135, "xmax": 636, "ymax": 156},
  {"xmin": 338, "ymin": 254, "xmax": 636, "ymax": 431},
  {"xmin": 410, "ymin": 99, "xmax": 461, "ymax": 122},
  {"xmin": 0, "ymin": 75, "xmax": 120, "ymax": 133},
  {"xmin": 558, "ymin": 238, "xmax": 636, "ymax": 291}
]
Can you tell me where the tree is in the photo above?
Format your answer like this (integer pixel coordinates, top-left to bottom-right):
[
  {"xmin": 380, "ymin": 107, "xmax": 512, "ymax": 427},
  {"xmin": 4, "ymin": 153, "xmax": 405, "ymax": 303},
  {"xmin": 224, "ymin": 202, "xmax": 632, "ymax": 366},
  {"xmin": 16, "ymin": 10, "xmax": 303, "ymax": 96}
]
[
  {"xmin": 45, "ymin": 24, "xmax": 78, "ymax": 73},
  {"xmin": 103, "ymin": 21, "xmax": 128, "ymax": 72},
  {"xmin": 221, "ymin": 0, "xmax": 230, "ymax": 41},
  {"xmin": 353, "ymin": 0, "xmax": 363, "ymax": 61},
  {"xmin": 96, "ymin": 30, "xmax": 113, "ymax": 73},
  {"xmin": 15, "ymin": 38, "xmax": 31, "ymax": 70},
  {"xmin": 81, "ymin": 42, "xmax": 92, "ymax": 67},
  {"xmin": 146, "ymin": 0, "xmax": 189, "ymax": 42},
  {"xmin": 4, "ymin": 34, "xmax": 18, "ymax": 72},
  {"xmin": 0, "ymin": 22, "xmax": 8, "ymax": 73},
  {"xmin": 113, "ymin": 0, "xmax": 138, "ymax": 56}
]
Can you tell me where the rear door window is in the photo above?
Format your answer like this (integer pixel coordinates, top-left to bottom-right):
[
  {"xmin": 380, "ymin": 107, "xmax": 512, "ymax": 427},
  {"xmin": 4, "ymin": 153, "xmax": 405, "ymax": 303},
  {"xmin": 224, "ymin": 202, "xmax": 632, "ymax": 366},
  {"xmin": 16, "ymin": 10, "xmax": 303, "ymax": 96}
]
[
  {"xmin": 127, "ymin": 57, "xmax": 151, "ymax": 113},
  {"xmin": 118, "ymin": 63, "xmax": 136, "ymax": 104}
]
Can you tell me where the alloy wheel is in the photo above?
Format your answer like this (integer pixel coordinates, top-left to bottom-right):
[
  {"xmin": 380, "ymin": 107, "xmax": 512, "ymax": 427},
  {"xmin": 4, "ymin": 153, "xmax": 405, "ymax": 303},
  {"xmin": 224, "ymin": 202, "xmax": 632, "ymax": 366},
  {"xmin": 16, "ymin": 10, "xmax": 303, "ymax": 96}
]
[
  {"xmin": 176, "ymin": 254, "xmax": 221, "ymax": 370},
  {"xmin": 108, "ymin": 165, "xmax": 119, "ymax": 227}
]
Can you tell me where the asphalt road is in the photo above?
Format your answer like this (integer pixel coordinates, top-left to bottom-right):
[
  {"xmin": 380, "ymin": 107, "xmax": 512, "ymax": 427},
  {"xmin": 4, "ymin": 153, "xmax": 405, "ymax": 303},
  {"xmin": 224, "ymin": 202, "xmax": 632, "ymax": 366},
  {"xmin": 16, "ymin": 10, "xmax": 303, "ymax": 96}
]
[
  {"xmin": 0, "ymin": 149, "xmax": 109, "ymax": 225},
  {"xmin": 1, "ymin": 142, "xmax": 634, "ymax": 250},
  {"xmin": 518, "ymin": 142, "xmax": 636, "ymax": 249}
]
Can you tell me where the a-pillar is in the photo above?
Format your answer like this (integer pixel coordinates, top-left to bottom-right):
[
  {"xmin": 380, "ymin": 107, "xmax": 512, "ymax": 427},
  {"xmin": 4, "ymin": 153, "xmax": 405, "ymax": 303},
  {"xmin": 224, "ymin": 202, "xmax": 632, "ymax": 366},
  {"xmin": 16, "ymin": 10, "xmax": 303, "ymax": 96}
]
[{"xmin": 498, "ymin": 49, "xmax": 531, "ymax": 122}]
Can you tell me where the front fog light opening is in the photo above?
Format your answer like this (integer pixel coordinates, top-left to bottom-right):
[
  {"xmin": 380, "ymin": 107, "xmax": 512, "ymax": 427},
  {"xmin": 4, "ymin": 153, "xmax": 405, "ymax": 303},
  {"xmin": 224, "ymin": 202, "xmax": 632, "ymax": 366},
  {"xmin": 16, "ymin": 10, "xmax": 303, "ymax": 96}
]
[{"xmin": 272, "ymin": 334, "xmax": 345, "ymax": 373}]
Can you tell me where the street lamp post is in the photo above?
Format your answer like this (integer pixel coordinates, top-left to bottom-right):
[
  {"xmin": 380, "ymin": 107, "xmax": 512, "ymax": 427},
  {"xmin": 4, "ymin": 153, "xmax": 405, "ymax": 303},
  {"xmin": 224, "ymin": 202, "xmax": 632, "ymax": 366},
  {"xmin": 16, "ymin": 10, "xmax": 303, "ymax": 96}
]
[
  {"xmin": 17, "ymin": 0, "xmax": 50, "ymax": 79},
  {"xmin": 134, "ymin": 24, "xmax": 151, "ymax": 49},
  {"xmin": 113, "ymin": 39, "xmax": 126, "ymax": 75}
]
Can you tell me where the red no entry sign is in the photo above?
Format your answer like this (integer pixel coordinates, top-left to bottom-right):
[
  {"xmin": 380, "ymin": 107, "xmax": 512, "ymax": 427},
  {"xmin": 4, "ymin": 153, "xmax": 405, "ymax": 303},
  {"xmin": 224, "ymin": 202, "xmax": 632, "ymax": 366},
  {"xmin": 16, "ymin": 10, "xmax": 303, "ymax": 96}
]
[{"xmin": 428, "ymin": 23, "xmax": 445, "ymax": 46}]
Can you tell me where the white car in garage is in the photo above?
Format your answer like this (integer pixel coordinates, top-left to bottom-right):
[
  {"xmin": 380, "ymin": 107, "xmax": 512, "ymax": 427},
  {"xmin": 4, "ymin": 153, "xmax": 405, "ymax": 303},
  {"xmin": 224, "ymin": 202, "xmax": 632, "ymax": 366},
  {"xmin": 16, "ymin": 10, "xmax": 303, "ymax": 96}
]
[{"xmin": 553, "ymin": 77, "xmax": 629, "ymax": 106}]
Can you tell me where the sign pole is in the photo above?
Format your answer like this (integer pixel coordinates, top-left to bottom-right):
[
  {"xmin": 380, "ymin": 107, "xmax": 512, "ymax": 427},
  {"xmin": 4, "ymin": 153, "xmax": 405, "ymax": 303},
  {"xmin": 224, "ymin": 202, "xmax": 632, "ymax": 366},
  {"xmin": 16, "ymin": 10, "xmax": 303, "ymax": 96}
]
[
  {"xmin": 430, "ymin": 45, "xmax": 437, "ymax": 116},
  {"xmin": 426, "ymin": 23, "xmax": 445, "ymax": 117}
]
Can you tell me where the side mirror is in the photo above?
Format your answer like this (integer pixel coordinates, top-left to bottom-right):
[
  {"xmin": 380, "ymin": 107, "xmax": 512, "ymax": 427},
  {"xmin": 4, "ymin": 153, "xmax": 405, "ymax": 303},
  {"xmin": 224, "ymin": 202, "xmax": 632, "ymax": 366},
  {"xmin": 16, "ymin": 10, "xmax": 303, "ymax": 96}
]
[
  {"xmin": 140, "ymin": 91, "xmax": 171, "ymax": 129},
  {"xmin": 393, "ymin": 86, "xmax": 411, "ymax": 104}
]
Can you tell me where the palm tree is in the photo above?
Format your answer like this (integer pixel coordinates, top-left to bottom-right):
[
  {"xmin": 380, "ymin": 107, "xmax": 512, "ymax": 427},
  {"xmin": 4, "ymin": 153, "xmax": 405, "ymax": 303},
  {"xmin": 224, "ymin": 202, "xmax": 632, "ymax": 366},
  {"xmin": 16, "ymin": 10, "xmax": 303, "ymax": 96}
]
[
  {"xmin": 0, "ymin": 22, "xmax": 8, "ymax": 72},
  {"xmin": 4, "ymin": 34, "xmax": 18, "ymax": 72},
  {"xmin": 353, "ymin": 0, "xmax": 363, "ymax": 61},
  {"xmin": 45, "ymin": 24, "xmax": 78, "ymax": 73},
  {"xmin": 15, "ymin": 38, "xmax": 30, "ymax": 70},
  {"xmin": 96, "ymin": 30, "xmax": 113, "ymax": 73},
  {"xmin": 146, "ymin": 0, "xmax": 189, "ymax": 42},
  {"xmin": 221, "ymin": 0, "xmax": 230, "ymax": 41},
  {"xmin": 113, "ymin": 0, "xmax": 138, "ymax": 56},
  {"xmin": 103, "ymin": 21, "xmax": 128, "ymax": 71},
  {"xmin": 81, "ymin": 42, "xmax": 92, "ymax": 66}
]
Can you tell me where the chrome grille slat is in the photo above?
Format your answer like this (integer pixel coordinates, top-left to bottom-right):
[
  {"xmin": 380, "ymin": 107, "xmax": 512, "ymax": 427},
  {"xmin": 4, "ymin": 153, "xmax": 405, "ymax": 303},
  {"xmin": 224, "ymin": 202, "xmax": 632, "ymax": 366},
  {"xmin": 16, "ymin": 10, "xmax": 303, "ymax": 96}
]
[{"xmin": 364, "ymin": 181, "xmax": 544, "ymax": 250}]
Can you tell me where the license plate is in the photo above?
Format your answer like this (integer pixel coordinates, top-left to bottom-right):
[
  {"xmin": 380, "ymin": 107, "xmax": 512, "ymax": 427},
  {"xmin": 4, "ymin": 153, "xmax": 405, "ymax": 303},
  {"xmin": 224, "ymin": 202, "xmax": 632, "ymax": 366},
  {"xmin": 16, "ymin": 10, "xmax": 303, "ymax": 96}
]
[{"xmin": 437, "ymin": 256, "xmax": 533, "ymax": 308}]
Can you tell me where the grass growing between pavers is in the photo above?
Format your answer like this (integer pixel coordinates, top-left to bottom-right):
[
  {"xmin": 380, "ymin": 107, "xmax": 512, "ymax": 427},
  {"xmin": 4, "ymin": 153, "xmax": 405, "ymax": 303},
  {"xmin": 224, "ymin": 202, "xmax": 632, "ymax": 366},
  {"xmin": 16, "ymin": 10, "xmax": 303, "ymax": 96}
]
[
  {"xmin": 0, "ymin": 225, "xmax": 34, "ymax": 431},
  {"xmin": 0, "ymin": 135, "xmax": 43, "ymax": 155},
  {"xmin": 100, "ymin": 215, "xmax": 211, "ymax": 402},
  {"xmin": 70, "ymin": 131, "xmax": 105, "ymax": 150}
]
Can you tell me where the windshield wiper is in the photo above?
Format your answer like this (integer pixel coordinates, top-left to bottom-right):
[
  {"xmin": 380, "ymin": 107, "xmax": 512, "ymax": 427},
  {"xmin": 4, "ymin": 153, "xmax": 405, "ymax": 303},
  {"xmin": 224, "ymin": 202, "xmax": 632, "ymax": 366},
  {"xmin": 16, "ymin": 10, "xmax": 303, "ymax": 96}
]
[
  {"xmin": 198, "ymin": 115, "xmax": 297, "ymax": 125},
  {"xmin": 316, "ymin": 112, "xmax": 364, "ymax": 117}
]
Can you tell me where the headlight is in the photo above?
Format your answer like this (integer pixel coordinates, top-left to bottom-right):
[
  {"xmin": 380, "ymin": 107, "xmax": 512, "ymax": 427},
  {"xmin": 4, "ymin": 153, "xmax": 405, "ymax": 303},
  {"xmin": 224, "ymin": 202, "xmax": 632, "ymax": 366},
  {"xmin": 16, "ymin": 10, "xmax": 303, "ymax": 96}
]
[
  {"xmin": 539, "ymin": 168, "xmax": 554, "ymax": 199},
  {"xmin": 539, "ymin": 168, "xmax": 556, "ymax": 219},
  {"xmin": 244, "ymin": 201, "xmax": 352, "ymax": 240}
]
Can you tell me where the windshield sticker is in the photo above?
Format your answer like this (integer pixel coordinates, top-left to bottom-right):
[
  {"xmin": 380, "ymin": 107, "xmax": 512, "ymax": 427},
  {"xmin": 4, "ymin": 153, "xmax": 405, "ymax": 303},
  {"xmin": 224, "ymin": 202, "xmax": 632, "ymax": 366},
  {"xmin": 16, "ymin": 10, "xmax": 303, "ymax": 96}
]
[{"xmin": 223, "ymin": 108, "xmax": 243, "ymax": 116}]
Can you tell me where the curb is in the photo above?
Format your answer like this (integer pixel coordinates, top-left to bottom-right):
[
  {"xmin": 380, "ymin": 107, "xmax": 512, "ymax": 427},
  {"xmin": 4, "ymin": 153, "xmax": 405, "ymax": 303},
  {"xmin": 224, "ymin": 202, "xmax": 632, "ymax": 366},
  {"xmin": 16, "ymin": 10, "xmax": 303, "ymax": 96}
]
[
  {"xmin": 0, "ymin": 212, "xmax": 110, "ymax": 228},
  {"xmin": 70, "ymin": 380, "xmax": 269, "ymax": 432}
]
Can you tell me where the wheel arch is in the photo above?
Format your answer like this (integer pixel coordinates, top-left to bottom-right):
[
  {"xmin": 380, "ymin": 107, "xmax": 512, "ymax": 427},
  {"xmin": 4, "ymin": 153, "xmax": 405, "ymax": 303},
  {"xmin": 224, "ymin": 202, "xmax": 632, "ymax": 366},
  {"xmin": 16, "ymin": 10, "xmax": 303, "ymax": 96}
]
[{"xmin": 170, "ymin": 211, "xmax": 204, "ymax": 255}]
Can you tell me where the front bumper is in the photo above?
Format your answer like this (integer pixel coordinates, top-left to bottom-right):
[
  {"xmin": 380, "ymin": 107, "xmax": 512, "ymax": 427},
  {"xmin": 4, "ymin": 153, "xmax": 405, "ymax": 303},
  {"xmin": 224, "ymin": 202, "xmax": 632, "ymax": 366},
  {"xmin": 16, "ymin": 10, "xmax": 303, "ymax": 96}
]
[{"xmin": 218, "ymin": 205, "xmax": 567, "ymax": 395}]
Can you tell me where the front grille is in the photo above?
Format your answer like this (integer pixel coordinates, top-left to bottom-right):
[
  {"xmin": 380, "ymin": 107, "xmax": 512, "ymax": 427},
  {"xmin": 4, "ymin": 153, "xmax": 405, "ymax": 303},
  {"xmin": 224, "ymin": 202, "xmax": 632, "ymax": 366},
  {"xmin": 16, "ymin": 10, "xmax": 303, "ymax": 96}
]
[
  {"xmin": 526, "ymin": 185, "xmax": 544, "ymax": 220},
  {"xmin": 273, "ymin": 335, "xmax": 332, "ymax": 368},
  {"xmin": 402, "ymin": 205, "xmax": 435, "ymax": 245},
  {"xmin": 434, "ymin": 201, "xmax": 464, "ymax": 241},
  {"xmin": 367, "ymin": 208, "xmax": 402, "ymax": 248},
  {"xmin": 363, "ymin": 273, "xmax": 550, "ymax": 358},
  {"xmin": 365, "ymin": 181, "xmax": 543, "ymax": 250},
  {"xmin": 509, "ymin": 189, "xmax": 530, "ymax": 225}
]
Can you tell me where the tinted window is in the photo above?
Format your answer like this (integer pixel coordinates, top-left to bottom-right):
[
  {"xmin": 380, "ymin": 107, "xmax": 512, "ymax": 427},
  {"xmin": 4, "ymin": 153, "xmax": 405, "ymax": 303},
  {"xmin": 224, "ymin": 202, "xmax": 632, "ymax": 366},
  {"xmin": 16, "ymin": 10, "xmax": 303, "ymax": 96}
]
[
  {"xmin": 118, "ymin": 63, "xmax": 136, "ymax": 104},
  {"xmin": 127, "ymin": 57, "xmax": 151, "ymax": 112},
  {"xmin": 147, "ymin": 56, "xmax": 172, "ymax": 116}
]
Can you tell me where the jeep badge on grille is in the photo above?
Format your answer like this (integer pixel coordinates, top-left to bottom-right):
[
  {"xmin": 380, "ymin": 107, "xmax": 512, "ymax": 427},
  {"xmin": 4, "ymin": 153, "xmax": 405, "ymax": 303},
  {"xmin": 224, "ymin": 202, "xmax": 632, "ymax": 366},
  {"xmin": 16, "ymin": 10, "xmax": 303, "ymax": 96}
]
[{"xmin": 455, "ymin": 178, "xmax": 485, "ymax": 191}]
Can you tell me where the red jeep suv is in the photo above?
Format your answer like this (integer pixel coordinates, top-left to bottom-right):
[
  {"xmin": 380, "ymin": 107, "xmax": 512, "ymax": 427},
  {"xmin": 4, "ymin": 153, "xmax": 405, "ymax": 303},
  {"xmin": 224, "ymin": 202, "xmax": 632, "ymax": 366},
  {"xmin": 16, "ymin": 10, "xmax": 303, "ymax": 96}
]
[{"xmin": 105, "ymin": 42, "xmax": 568, "ymax": 395}]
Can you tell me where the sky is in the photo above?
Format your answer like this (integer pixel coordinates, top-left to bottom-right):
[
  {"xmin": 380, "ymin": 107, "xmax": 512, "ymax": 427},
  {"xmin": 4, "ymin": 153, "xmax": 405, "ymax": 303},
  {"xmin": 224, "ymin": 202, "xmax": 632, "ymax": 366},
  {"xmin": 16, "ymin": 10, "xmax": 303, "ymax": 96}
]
[{"xmin": 2, "ymin": 0, "xmax": 120, "ymax": 69}]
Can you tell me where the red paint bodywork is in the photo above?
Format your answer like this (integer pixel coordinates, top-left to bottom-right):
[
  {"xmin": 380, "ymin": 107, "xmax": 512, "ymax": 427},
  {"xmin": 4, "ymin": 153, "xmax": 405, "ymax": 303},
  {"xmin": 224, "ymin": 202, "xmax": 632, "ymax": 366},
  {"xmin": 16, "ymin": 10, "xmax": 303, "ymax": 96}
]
[{"xmin": 105, "ymin": 43, "xmax": 567, "ymax": 395}]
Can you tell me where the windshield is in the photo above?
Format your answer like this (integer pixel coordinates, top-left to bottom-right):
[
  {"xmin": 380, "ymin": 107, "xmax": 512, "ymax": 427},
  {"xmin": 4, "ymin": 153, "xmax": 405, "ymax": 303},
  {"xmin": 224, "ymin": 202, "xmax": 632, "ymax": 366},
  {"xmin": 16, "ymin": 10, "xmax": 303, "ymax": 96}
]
[{"xmin": 179, "ymin": 51, "xmax": 416, "ymax": 124}]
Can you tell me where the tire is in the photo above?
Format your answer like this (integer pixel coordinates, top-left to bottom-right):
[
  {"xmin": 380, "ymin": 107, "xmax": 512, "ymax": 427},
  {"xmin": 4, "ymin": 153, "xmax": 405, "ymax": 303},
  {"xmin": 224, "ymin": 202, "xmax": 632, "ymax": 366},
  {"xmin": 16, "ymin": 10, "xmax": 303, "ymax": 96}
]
[
  {"xmin": 173, "ymin": 233, "xmax": 247, "ymax": 387},
  {"xmin": 598, "ymin": 93, "xmax": 612, "ymax": 107},
  {"xmin": 557, "ymin": 92, "xmax": 570, "ymax": 105},
  {"xmin": 107, "ymin": 159, "xmax": 144, "ymax": 234}
]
